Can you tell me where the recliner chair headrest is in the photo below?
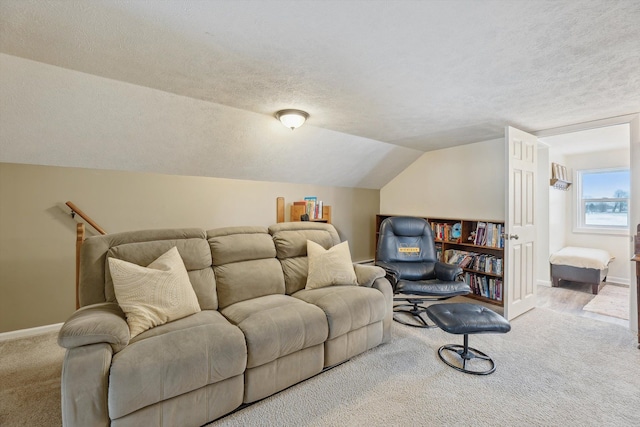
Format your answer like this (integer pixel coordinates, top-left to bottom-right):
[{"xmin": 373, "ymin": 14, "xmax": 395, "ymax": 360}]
[{"xmin": 386, "ymin": 217, "xmax": 429, "ymax": 237}]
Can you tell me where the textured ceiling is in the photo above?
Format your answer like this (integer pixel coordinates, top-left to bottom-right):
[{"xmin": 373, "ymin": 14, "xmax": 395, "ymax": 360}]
[{"xmin": 1, "ymin": 0, "xmax": 639, "ymax": 188}]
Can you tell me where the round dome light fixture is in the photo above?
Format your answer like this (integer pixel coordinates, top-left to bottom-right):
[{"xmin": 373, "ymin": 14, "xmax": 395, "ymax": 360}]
[{"xmin": 275, "ymin": 109, "xmax": 309, "ymax": 130}]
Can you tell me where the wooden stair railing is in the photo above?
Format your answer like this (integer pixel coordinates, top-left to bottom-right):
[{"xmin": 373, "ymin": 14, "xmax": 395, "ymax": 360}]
[{"xmin": 66, "ymin": 201, "xmax": 107, "ymax": 309}]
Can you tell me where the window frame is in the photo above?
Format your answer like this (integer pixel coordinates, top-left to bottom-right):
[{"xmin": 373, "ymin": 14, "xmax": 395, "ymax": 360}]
[{"xmin": 573, "ymin": 167, "xmax": 630, "ymax": 236}]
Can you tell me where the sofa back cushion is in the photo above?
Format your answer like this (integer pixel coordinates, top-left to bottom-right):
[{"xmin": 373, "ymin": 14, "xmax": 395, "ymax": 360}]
[
  {"xmin": 208, "ymin": 226, "xmax": 284, "ymax": 309},
  {"xmin": 268, "ymin": 222, "xmax": 341, "ymax": 294},
  {"xmin": 79, "ymin": 228, "xmax": 217, "ymax": 309}
]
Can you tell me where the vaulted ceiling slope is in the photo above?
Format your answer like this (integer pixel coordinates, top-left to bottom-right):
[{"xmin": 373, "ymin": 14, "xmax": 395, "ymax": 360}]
[{"xmin": 1, "ymin": 1, "xmax": 639, "ymax": 189}]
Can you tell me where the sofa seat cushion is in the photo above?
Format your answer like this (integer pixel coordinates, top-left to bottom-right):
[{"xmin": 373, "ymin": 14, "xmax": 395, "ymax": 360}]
[
  {"xmin": 220, "ymin": 294, "xmax": 328, "ymax": 369},
  {"xmin": 108, "ymin": 310, "xmax": 246, "ymax": 419},
  {"xmin": 293, "ymin": 286, "xmax": 386, "ymax": 340}
]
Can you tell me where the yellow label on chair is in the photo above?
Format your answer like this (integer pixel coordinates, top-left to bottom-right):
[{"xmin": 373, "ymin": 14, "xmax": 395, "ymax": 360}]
[{"xmin": 398, "ymin": 247, "xmax": 420, "ymax": 253}]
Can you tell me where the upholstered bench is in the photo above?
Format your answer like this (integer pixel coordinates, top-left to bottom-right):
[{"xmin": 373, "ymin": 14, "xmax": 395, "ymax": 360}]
[
  {"xmin": 425, "ymin": 303, "xmax": 511, "ymax": 375},
  {"xmin": 549, "ymin": 246, "xmax": 613, "ymax": 294}
]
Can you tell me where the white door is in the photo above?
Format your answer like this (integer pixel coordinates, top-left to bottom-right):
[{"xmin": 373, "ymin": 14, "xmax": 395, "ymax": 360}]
[{"xmin": 504, "ymin": 126, "xmax": 538, "ymax": 320}]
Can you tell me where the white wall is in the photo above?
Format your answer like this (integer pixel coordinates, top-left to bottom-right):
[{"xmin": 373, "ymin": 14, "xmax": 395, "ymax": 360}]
[
  {"xmin": 548, "ymin": 151, "xmax": 569, "ymax": 256},
  {"xmin": 536, "ymin": 146, "xmax": 551, "ymax": 285},
  {"xmin": 629, "ymin": 115, "xmax": 639, "ymax": 338},
  {"xmin": 562, "ymin": 148, "xmax": 631, "ymax": 284},
  {"xmin": 380, "ymin": 138, "xmax": 505, "ymax": 220}
]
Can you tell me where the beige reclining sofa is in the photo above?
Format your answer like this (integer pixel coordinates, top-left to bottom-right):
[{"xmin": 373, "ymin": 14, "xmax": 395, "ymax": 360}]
[{"xmin": 58, "ymin": 222, "xmax": 392, "ymax": 426}]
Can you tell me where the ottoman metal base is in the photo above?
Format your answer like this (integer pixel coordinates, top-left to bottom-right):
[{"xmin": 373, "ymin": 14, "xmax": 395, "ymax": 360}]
[
  {"xmin": 425, "ymin": 303, "xmax": 511, "ymax": 375},
  {"xmin": 437, "ymin": 334, "xmax": 496, "ymax": 375}
]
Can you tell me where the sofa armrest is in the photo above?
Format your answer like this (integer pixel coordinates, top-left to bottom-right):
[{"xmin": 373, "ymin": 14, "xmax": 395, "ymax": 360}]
[
  {"xmin": 371, "ymin": 276, "xmax": 393, "ymax": 343},
  {"xmin": 435, "ymin": 261, "xmax": 463, "ymax": 282},
  {"xmin": 353, "ymin": 264, "xmax": 386, "ymax": 287},
  {"xmin": 58, "ymin": 302, "xmax": 130, "ymax": 353}
]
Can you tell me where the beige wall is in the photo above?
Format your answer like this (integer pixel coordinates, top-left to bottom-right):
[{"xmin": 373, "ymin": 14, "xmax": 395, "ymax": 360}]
[
  {"xmin": 380, "ymin": 138, "xmax": 505, "ymax": 221},
  {"xmin": 0, "ymin": 163, "xmax": 380, "ymax": 332}
]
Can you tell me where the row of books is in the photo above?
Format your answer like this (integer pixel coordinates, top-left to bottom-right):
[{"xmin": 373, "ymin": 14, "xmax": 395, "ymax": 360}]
[
  {"xmin": 473, "ymin": 222, "xmax": 504, "ymax": 248},
  {"xmin": 464, "ymin": 272, "xmax": 503, "ymax": 301},
  {"xmin": 435, "ymin": 243, "xmax": 443, "ymax": 261},
  {"xmin": 444, "ymin": 250, "xmax": 503, "ymax": 275},
  {"xmin": 430, "ymin": 222, "xmax": 460, "ymax": 243},
  {"xmin": 294, "ymin": 197, "xmax": 324, "ymax": 220}
]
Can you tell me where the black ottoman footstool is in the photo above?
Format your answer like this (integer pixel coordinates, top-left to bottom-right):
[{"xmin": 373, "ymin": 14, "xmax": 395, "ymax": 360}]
[{"xmin": 425, "ymin": 303, "xmax": 511, "ymax": 375}]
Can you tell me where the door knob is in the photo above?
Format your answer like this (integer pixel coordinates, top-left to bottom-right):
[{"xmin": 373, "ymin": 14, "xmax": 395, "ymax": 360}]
[{"xmin": 509, "ymin": 234, "xmax": 519, "ymax": 240}]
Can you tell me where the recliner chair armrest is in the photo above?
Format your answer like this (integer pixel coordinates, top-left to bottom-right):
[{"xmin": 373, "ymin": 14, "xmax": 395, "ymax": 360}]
[
  {"xmin": 435, "ymin": 261, "xmax": 463, "ymax": 281},
  {"xmin": 58, "ymin": 302, "xmax": 130, "ymax": 353},
  {"xmin": 353, "ymin": 264, "xmax": 386, "ymax": 287},
  {"xmin": 374, "ymin": 261, "xmax": 400, "ymax": 287}
]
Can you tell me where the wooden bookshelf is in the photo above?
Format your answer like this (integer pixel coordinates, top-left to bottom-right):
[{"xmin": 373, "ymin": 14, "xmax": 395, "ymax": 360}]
[
  {"xmin": 375, "ymin": 214, "xmax": 505, "ymax": 306},
  {"xmin": 290, "ymin": 203, "xmax": 331, "ymax": 223},
  {"xmin": 276, "ymin": 197, "xmax": 331, "ymax": 224}
]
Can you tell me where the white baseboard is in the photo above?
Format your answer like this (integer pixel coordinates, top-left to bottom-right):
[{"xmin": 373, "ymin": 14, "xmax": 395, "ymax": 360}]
[
  {"xmin": 538, "ymin": 280, "xmax": 552, "ymax": 287},
  {"xmin": 0, "ymin": 323, "xmax": 63, "ymax": 342},
  {"xmin": 606, "ymin": 276, "xmax": 629, "ymax": 287}
]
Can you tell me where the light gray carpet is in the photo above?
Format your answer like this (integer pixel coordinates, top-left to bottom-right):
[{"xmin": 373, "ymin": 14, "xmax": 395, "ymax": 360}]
[
  {"xmin": 0, "ymin": 330, "xmax": 65, "ymax": 426},
  {"xmin": 213, "ymin": 307, "xmax": 640, "ymax": 426},
  {"xmin": 2, "ymin": 308, "xmax": 639, "ymax": 426}
]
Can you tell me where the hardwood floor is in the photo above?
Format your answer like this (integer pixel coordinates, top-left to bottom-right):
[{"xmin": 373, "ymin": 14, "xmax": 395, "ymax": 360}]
[{"xmin": 536, "ymin": 282, "xmax": 630, "ymax": 327}]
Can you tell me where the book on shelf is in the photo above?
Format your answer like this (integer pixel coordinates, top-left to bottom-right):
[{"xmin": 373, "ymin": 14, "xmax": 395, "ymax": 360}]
[
  {"xmin": 486, "ymin": 223, "xmax": 502, "ymax": 248},
  {"xmin": 303, "ymin": 196, "xmax": 317, "ymax": 219},
  {"xmin": 435, "ymin": 242, "xmax": 443, "ymax": 261},
  {"xmin": 444, "ymin": 250, "xmax": 502, "ymax": 275},
  {"xmin": 473, "ymin": 222, "xmax": 503, "ymax": 248},
  {"xmin": 464, "ymin": 272, "xmax": 503, "ymax": 301},
  {"xmin": 430, "ymin": 222, "xmax": 459, "ymax": 243},
  {"xmin": 299, "ymin": 197, "xmax": 325, "ymax": 220},
  {"xmin": 474, "ymin": 222, "xmax": 486, "ymax": 245}
]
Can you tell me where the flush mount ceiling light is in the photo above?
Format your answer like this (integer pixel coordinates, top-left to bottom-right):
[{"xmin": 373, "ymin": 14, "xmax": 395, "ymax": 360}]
[{"xmin": 275, "ymin": 109, "xmax": 309, "ymax": 130}]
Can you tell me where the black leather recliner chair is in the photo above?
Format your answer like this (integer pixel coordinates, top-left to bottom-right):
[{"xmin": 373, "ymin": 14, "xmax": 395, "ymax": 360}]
[{"xmin": 376, "ymin": 216, "xmax": 471, "ymax": 327}]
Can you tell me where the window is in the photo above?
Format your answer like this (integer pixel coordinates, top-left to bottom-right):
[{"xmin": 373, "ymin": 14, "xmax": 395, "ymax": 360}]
[{"xmin": 575, "ymin": 168, "xmax": 629, "ymax": 233}]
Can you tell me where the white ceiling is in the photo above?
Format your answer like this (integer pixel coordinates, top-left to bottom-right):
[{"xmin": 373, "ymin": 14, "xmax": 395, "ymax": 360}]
[
  {"xmin": 1, "ymin": 0, "xmax": 639, "ymax": 188},
  {"xmin": 540, "ymin": 123, "xmax": 630, "ymax": 155}
]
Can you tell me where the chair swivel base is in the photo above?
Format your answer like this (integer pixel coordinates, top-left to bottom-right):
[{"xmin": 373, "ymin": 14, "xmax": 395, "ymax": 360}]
[
  {"xmin": 437, "ymin": 334, "xmax": 495, "ymax": 375},
  {"xmin": 393, "ymin": 302, "xmax": 437, "ymax": 328}
]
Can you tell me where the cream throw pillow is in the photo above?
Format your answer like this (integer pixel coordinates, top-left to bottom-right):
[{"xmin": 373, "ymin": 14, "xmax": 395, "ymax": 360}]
[
  {"xmin": 305, "ymin": 240, "xmax": 358, "ymax": 289},
  {"xmin": 108, "ymin": 246, "xmax": 201, "ymax": 338}
]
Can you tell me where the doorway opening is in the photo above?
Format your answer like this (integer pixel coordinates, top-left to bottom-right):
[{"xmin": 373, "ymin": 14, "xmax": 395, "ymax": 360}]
[{"xmin": 536, "ymin": 123, "xmax": 631, "ymax": 328}]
